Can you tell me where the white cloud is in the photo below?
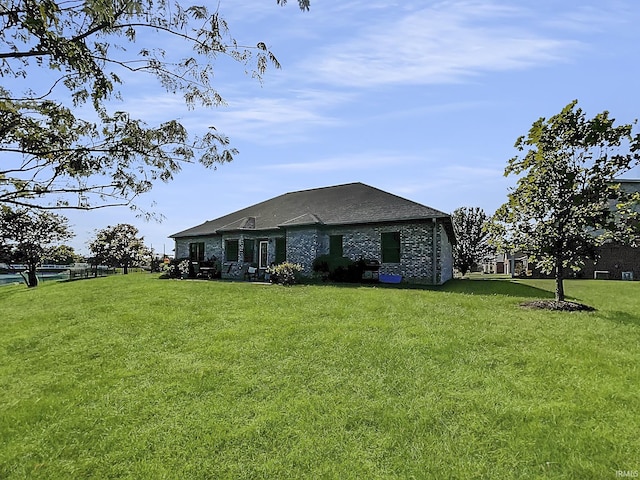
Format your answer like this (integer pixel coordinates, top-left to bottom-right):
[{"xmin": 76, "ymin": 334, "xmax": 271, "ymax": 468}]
[
  {"xmin": 540, "ymin": 3, "xmax": 632, "ymax": 33},
  {"xmin": 259, "ymin": 151, "xmax": 422, "ymax": 173},
  {"xmin": 203, "ymin": 89, "xmax": 352, "ymax": 144},
  {"xmin": 303, "ymin": 2, "xmax": 582, "ymax": 88}
]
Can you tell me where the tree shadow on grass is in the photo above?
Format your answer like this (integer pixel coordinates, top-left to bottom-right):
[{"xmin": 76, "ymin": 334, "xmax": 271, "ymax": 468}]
[
  {"xmin": 191, "ymin": 276, "xmax": 558, "ymax": 300},
  {"xmin": 426, "ymin": 279, "xmax": 556, "ymax": 299},
  {"xmin": 602, "ymin": 311, "xmax": 640, "ymax": 326},
  {"xmin": 317, "ymin": 278, "xmax": 556, "ymax": 299}
]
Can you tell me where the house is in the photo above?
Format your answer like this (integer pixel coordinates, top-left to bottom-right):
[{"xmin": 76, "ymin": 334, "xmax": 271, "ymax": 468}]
[
  {"xmin": 580, "ymin": 179, "xmax": 640, "ymax": 280},
  {"xmin": 170, "ymin": 182, "xmax": 455, "ymax": 284},
  {"xmin": 485, "ymin": 179, "xmax": 640, "ymax": 281},
  {"xmin": 482, "ymin": 251, "xmax": 529, "ymax": 276}
]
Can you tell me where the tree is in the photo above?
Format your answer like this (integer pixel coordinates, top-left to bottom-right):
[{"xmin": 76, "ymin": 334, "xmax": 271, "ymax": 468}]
[
  {"xmin": 490, "ymin": 101, "xmax": 640, "ymax": 303},
  {"xmin": 452, "ymin": 207, "xmax": 492, "ymax": 276},
  {"xmin": 0, "ymin": 1, "xmax": 308, "ymax": 213},
  {"xmin": 88, "ymin": 224, "xmax": 149, "ymax": 274},
  {"xmin": 42, "ymin": 244, "xmax": 83, "ymax": 265},
  {"xmin": 0, "ymin": 207, "xmax": 74, "ymax": 286}
]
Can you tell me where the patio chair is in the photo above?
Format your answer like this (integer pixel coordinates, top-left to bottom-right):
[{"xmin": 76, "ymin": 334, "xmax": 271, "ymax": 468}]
[{"xmin": 244, "ymin": 265, "xmax": 258, "ymax": 281}]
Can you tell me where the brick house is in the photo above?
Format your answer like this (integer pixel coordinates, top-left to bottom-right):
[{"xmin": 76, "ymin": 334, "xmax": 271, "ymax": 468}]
[
  {"xmin": 580, "ymin": 179, "xmax": 640, "ymax": 280},
  {"xmin": 170, "ymin": 183, "xmax": 455, "ymax": 284}
]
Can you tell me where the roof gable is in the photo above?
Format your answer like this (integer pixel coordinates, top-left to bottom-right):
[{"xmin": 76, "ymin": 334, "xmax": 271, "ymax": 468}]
[{"xmin": 171, "ymin": 182, "xmax": 451, "ymax": 238}]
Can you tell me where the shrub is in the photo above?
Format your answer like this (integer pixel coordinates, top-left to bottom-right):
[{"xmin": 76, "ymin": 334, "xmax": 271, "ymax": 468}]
[
  {"xmin": 312, "ymin": 255, "xmax": 366, "ymax": 283},
  {"xmin": 312, "ymin": 255, "xmax": 351, "ymax": 281},
  {"xmin": 164, "ymin": 258, "xmax": 193, "ymax": 279},
  {"xmin": 268, "ymin": 262, "xmax": 303, "ymax": 286}
]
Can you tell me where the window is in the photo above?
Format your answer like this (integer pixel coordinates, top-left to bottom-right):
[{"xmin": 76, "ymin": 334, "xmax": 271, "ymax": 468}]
[
  {"xmin": 243, "ymin": 239, "xmax": 255, "ymax": 263},
  {"xmin": 189, "ymin": 242, "xmax": 205, "ymax": 262},
  {"xmin": 275, "ymin": 237, "xmax": 286, "ymax": 264},
  {"xmin": 381, "ymin": 231, "xmax": 401, "ymax": 263},
  {"xmin": 225, "ymin": 239, "xmax": 239, "ymax": 262},
  {"xmin": 329, "ymin": 235, "xmax": 343, "ymax": 256}
]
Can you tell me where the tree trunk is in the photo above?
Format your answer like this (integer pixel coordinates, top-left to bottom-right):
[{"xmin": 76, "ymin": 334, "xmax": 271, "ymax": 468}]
[
  {"xmin": 123, "ymin": 262, "xmax": 129, "ymax": 275},
  {"xmin": 26, "ymin": 266, "xmax": 38, "ymax": 288},
  {"xmin": 554, "ymin": 255, "xmax": 565, "ymax": 302}
]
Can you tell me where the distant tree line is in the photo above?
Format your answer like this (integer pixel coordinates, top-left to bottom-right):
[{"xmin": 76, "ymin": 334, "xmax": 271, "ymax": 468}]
[{"xmin": 0, "ymin": 206, "xmax": 150, "ymax": 287}]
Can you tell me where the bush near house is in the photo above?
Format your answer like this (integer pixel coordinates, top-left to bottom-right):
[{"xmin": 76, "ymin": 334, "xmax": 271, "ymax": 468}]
[
  {"xmin": 312, "ymin": 254, "xmax": 367, "ymax": 282},
  {"xmin": 162, "ymin": 258, "xmax": 193, "ymax": 279},
  {"xmin": 267, "ymin": 261, "xmax": 303, "ymax": 285}
]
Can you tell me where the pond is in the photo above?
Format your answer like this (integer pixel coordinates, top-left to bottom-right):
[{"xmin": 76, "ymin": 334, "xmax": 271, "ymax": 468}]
[{"xmin": 0, "ymin": 272, "xmax": 70, "ymax": 286}]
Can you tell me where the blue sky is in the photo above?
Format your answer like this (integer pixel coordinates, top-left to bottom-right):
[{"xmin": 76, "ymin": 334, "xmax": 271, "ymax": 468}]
[{"xmin": 48, "ymin": 1, "xmax": 640, "ymax": 256}]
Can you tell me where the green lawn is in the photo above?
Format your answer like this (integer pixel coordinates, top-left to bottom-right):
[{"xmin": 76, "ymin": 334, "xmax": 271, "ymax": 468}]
[{"xmin": 1, "ymin": 275, "xmax": 639, "ymax": 479}]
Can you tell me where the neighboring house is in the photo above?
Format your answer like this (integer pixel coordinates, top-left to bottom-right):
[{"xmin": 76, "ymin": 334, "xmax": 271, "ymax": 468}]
[
  {"xmin": 484, "ymin": 179, "xmax": 640, "ymax": 280},
  {"xmin": 170, "ymin": 182, "xmax": 455, "ymax": 284},
  {"xmin": 581, "ymin": 178, "xmax": 640, "ymax": 280},
  {"xmin": 482, "ymin": 251, "xmax": 529, "ymax": 276}
]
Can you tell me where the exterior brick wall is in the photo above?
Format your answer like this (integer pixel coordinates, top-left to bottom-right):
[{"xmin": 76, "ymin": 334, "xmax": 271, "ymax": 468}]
[
  {"xmin": 314, "ymin": 220, "xmax": 449, "ymax": 284},
  {"xmin": 286, "ymin": 228, "xmax": 320, "ymax": 276},
  {"xmin": 309, "ymin": 223, "xmax": 437, "ymax": 281},
  {"xmin": 580, "ymin": 244, "xmax": 640, "ymax": 280},
  {"xmin": 175, "ymin": 236, "xmax": 222, "ymax": 261},
  {"xmin": 173, "ymin": 219, "xmax": 454, "ymax": 284}
]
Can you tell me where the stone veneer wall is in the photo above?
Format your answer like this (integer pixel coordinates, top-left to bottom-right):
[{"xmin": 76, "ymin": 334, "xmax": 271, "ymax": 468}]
[
  {"xmin": 174, "ymin": 219, "xmax": 454, "ymax": 284},
  {"xmin": 286, "ymin": 228, "xmax": 320, "ymax": 276},
  {"xmin": 302, "ymin": 221, "xmax": 445, "ymax": 284},
  {"xmin": 177, "ymin": 234, "xmax": 289, "ymax": 279},
  {"xmin": 174, "ymin": 236, "xmax": 223, "ymax": 261}
]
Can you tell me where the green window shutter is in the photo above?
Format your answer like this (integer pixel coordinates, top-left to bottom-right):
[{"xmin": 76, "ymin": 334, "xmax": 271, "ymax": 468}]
[
  {"xmin": 225, "ymin": 240, "xmax": 239, "ymax": 262},
  {"xmin": 275, "ymin": 237, "xmax": 286, "ymax": 264},
  {"xmin": 243, "ymin": 239, "xmax": 255, "ymax": 263},
  {"xmin": 381, "ymin": 232, "xmax": 401, "ymax": 263},
  {"xmin": 329, "ymin": 235, "xmax": 343, "ymax": 256}
]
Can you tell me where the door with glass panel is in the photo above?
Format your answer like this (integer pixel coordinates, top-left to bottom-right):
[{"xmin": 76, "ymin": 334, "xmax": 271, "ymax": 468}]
[{"xmin": 259, "ymin": 241, "xmax": 269, "ymax": 270}]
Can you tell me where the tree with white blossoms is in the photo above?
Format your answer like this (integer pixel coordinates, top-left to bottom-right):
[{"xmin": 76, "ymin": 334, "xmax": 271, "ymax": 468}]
[
  {"xmin": 452, "ymin": 206, "xmax": 492, "ymax": 276},
  {"xmin": 88, "ymin": 223, "xmax": 149, "ymax": 274}
]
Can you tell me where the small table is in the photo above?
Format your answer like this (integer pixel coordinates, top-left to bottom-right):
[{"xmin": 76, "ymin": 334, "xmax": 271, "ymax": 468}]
[{"xmin": 199, "ymin": 267, "xmax": 216, "ymax": 279}]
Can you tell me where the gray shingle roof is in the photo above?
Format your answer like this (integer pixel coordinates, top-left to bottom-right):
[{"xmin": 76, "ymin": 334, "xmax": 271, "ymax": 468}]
[{"xmin": 171, "ymin": 182, "xmax": 451, "ymax": 238}]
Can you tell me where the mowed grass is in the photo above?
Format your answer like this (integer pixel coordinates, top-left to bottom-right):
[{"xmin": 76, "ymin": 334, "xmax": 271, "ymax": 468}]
[{"xmin": 1, "ymin": 275, "xmax": 639, "ymax": 479}]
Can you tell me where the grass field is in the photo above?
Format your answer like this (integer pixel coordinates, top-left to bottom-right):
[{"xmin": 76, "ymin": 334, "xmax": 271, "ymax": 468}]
[{"xmin": 1, "ymin": 275, "xmax": 639, "ymax": 479}]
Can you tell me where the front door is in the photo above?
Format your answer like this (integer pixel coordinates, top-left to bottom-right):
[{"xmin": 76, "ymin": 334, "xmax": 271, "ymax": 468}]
[{"xmin": 259, "ymin": 241, "xmax": 269, "ymax": 270}]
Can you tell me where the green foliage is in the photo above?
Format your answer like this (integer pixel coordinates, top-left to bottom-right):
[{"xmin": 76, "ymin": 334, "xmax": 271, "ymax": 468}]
[
  {"xmin": 0, "ymin": 1, "xmax": 308, "ymax": 212},
  {"xmin": 277, "ymin": 0, "xmax": 311, "ymax": 10},
  {"xmin": 452, "ymin": 207, "xmax": 492, "ymax": 276},
  {"xmin": 313, "ymin": 254, "xmax": 352, "ymax": 277},
  {"xmin": 163, "ymin": 258, "xmax": 202, "ymax": 279},
  {"xmin": 88, "ymin": 224, "xmax": 149, "ymax": 274},
  {"xmin": 312, "ymin": 254, "xmax": 366, "ymax": 282},
  {"xmin": 41, "ymin": 244, "xmax": 83, "ymax": 265},
  {"xmin": 0, "ymin": 275, "xmax": 639, "ymax": 478},
  {"xmin": 0, "ymin": 207, "xmax": 74, "ymax": 286},
  {"xmin": 490, "ymin": 100, "xmax": 640, "ymax": 300},
  {"xmin": 267, "ymin": 261, "xmax": 303, "ymax": 285}
]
